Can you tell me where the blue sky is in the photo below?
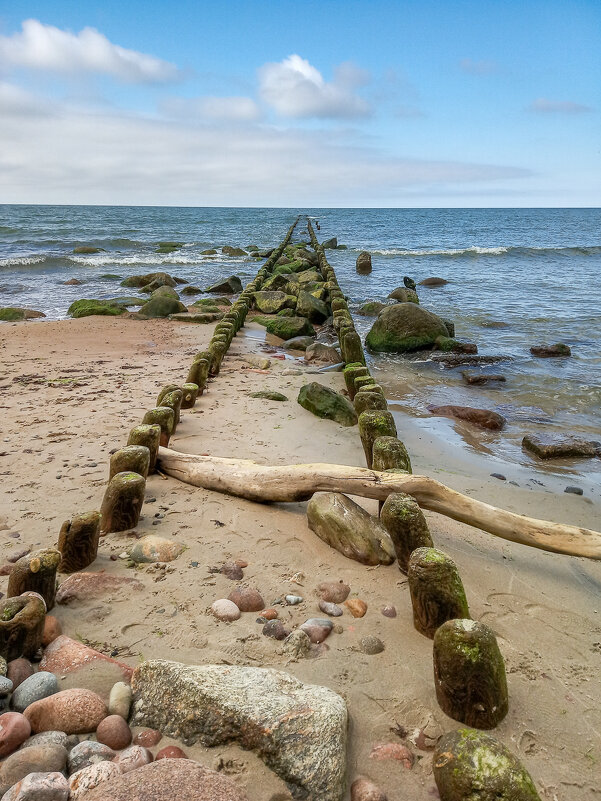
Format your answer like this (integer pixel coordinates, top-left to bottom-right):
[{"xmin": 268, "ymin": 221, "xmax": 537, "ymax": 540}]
[{"xmin": 0, "ymin": 0, "xmax": 599, "ymax": 206}]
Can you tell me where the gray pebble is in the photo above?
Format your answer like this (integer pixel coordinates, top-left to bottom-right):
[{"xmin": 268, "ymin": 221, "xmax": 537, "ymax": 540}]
[
  {"xmin": 285, "ymin": 595, "xmax": 303, "ymax": 605},
  {"xmin": 318, "ymin": 600, "xmax": 343, "ymax": 617},
  {"xmin": 490, "ymin": 473, "xmax": 506, "ymax": 481},
  {"xmin": 11, "ymin": 671, "xmax": 58, "ymax": 713},
  {"xmin": 360, "ymin": 635, "xmax": 385, "ymax": 655},
  {"xmin": 21, "ymin": 731, "xmax": 71, "ymax": 750},
  {"xmin": 0, "ymin": 657, "xmax": 7, "ymax": 677},
  {"xmin": 67, "ymin": 740, "xmax": 116, "ymax": 775},
  {"xmin": 565, "ymin": 486, "xmax": 584, "ymax": 495},
  {"xmin": 0, "ymin": 675, "xmax": 13, "ymax": 710}
]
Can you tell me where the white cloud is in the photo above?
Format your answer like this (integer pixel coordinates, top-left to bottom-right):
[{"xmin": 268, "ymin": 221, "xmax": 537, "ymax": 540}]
[
  {"xmin": 165, "ymin": 95, "xmax": 261, "ymax": 122},
  {"xmin": 459, "ymin": 58, "xmax": 498, "ymax": 75},
  {"xmin": 258, "ymin": 54, "xmax": 371, "ymax": 118},
  {"xmin": 0, "ymin": 19, "xmax": 179, "ymax": 84},
  {"xmin": 528, "ymin": 98, "xmax": 592, "ymax": 114}
]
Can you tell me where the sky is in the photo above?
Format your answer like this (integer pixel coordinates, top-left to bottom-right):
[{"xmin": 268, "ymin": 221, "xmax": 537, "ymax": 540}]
[{"xmin": 0, "ymin": 0, "xmax": 599, "ymax": 207}]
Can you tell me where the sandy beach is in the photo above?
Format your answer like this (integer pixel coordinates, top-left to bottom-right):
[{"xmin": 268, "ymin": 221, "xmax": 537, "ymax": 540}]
[{"xmin": 1, "ymin": 313, "xmax": 600, "ymax": 800}]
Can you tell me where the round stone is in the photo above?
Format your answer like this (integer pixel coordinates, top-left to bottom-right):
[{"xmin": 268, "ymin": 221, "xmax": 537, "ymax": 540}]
[
  {"xmin": 108, "ymin": 682, "xmax": 132, "ymax": 720},
  {"xmin": 299, "ymin": 618, "xmax": 334, "ymax": 644},
  {"xmin": 69, "ymin": 761, "xmax": 122, "ymax": 800},
  {"xmin": 22, "ymin": 730, "xmax": 72, "ymax": 751},
  {"xmin": 345, "ymin": 598, "xmax": 368, "ymax": 618},
  {"xmin": 0, "ymin": 712, "xmax": 31, "ymax": 757},
  {"xmin": 23, "ymin": 688, "xmax": 107, "ymax": 735},
  {"xmin": 68, "ymin": 740, "xmax": 116, "ymax": 774},
  {"xmin": 42, "ymin": 615, "xmax": 63, "ymax": 647},
  {"xmin": 259, "ymin": 608, "xmax": 278, "ymax": 620},
  {"xmin": 0, "ymin": 676, "xmax": 13, "ymax": 710},
  {"xmin": 211, "ymin": 599, "xmax": 241, "ymax": 622},
  {"xmin": 133, "ymin": 728, "xmax": 162, "ymax": 747},
  {"xmin": 155, "ymin": 745, "xmax": 187, "ymax": 760},
  {"xmin": 360, "ymin": 636, "xmax": 385, "ymax": 655},
  {"xmin": 227, "ymin": 587, "xmax": 265, "ymax": 612},
  {"xmin": 285, "ymin": 595, "xmax": 303, "ymax": 605},
  {"xmin": 1, "ymin": 770, "xmax": 69, "ymax": 801},
  {"xmin": 351, "ymin": 775, "xmax": 387, "ymax": 801},
  {"xmin": 381, "ymin": 605, "xmax": 397, "ymax": 618},
  {"xmin": 6, "ymin": 660, "xmax": 34, "ymax": 691},
  {"xmin": 96, "ymin": 715, "xmax": 132, "ymax": 750},
  {"xmin": 11, "ymin": 671, "xmax": 58, "ymax": 713},
  {"xmin": 317, "ymin": 581, "xmax": 350, "ymax": 604},
  {"xmin": 318, "ymin": 600, "xmax": 343, "ymax": 617},
  {"xmin": 112, "ymin": 744, "xmax": 153, "ymax": 773},
  {"xmin": 262, "ymin": 621, "xmax": 290, "ymax": 640}
]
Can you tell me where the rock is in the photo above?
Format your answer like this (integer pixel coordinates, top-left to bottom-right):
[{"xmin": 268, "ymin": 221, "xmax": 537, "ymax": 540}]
[
  {"xmin": 151, "ymin": 285, "xmax": 179, "ymax": 300},
  {"xmin": 23, "ymin": 688, "xmax": 107, "ymax": 735},
  {"xmin": 1, "ymin": 771, "xmax": 69, "ymax": 801},
  {"xmin": 67, "ymin": 300, "xmax": 125, "ymax": 319},
  {"xmin": 221, "ymin": 246, "xmax": 246, "ymax": 257},
  {"xmin": 21, "ymin": 731, "xmax": 73, "ymax": 750},
  {"xmin": 130, "ymin": 660, "xmax": 347, "ymax": 801},
  {"xmin": 322, "ymin": 237, "xmax": 338, "ymax": 249},
  {"xmin": 262, "ymin": 621, "xmax": 290, "ymax": 640},
  {"xmin": 357, "ymin": 301, "xmax": 386, "ymax": 316},
  {"xmin": 282, "ymin": 630, "xmax": 312, "ymax": 659},
  {"xmin": 134, "ymin": 728, "xmax": 162, "ymax": 748},
  {"xmin": 227, "ymin": 587, "xmax": 264, "ymax": 613},
  {"xmin": 351, "ymin": 775, "xmax": 387, "ymax": 801},
  {"xmin": 432, "ymin": 728, "xmax": 541, "ymax": 801},
  {"xmin": 201, "ymin": 248, "xmax": 217, "ymax": 255},
  {"xmin": 180, "ymin": 285, "xmax": 202, "ymax": 295},
  {"xmin": 285, "ymin": 595, "xmax": 303, "ymax": 606},
  {"xmin": 169, "ymin": 312, "xmax": 223, "ymax": 324},
  {"xmin": 565, "ymin": 486, "xmax": 583, "ymax": 495},
  {"xmin": 39, "ymin": 636, "xmax": 133, "ymax": 696},
  {"xmin": 205, "ymin": 276, "xmax": 243, "ymax": 294},
  {"xmin": 434, "ymin": 336, "xmax": 478, "ymax": 354},
  {"xmin": 219, "ymin": 562, "xmax": 244, "ymax": 580},
  {"xmin": 249, "ymin": 391, "xmax": 288, "ymax": 401},
  {"xmin": 461, "ymin": 371, "xmax": 506, "ymax": 385},
  {"xmin": 530, "ymin": 343, "xmax": 571, "ymax": 357},
  {"xmin": 138, "ymin": 296, "xmax": 187, "ymax": 318},
  {"xmin": 243, "ymin": 354, "xmax": 271, "ymax": 370},
  {"xmin": 419, "ymin": 277, "xmax": 448, "ymax": 286},
  {"xmin": 282, "ymin": 336, "xmax": 316, "ymax": 351},
  {"xmin": 55, "ymin": 573, "xmax": 143, "ymax": 605},
  {"xmin": 307, "ymin": 492, "xmax": 395, "ymax": 566},
  {"xmin": 360, "ymin": 636, "xmax": 385, "ymax": 655},
  {"xmin": 297, "ymin": 383, "xmax": 357, "ymax": 427},
  {"xmin": 0, "ymin": 712, "xmax": 31, "ymax": 757},
  {"xmin": 155, "ymin": 747, "xmax": 187, "ymax": 760},
  {"xmin": 0, "ymin": 308, "xmax": 45, "ymax": 321},
  {"xmin": 121, "ymin": 272, "xmax": 176, "ymax": 290},
  {"xmin": 366, "ymin": 303, "xmax": 448, "ymax": 353},
  {"xmin": 69, "ymin": 761, "xmax": 122, "ymax": 800},
  {"xmin": 41, "ymin": 617, "xmax": 62, "ymax": 647},
  {"xmin": 381, "ymin": 605, "xmax": 397, "ymax": 618},
  {"xmin": 0, "ymin": 745, "xmax": 68, "ymax": 796},
  {"xmin": 296, "ymin": 291, "xmax": 329, "ymax": 324},
  {"xmin": 431, "ymin": 353, "xmax": 512, "ymax": 367},
  {"xmin": 68, "ymin": 741, "xmax": 116, "ymax": 774},
  {"xmin": 108, "ymin": 683, "xmax": 131, "ymax": 720},
  {"xmin": 129, "ymin": 536, "xmax": 184, "ymax": 564},
  {"xmin": 345, "ymin": 599, "xmax": 368, "ymax": 618},
  {"xmin": 112, "ymin": 744, "xmax": 153, "ymax": 773},
  {"xmin": 429, "ymin": 405, "xmax": 506, "ymax": 430},
  {"xmin": 0, "ymin": 676, "xmax": 12, "ymax": 710},
  {"xmin": 491, "ymin": 473, "xmax": 506, "ymax": 480},
  {"xmin": 299, "ymin": 618, "xmax": 333, "ymax": 644},
  {"xmin": 96, "ymin": 715, "xmax": 132, "ymax": 751},
  {"xmin": 318, "ymin": 601, "xmax": 343, "ymax": 617},
  {"xmin": 211, "ymin": 600, "xmax": 241, "ymax": 622},
  {"xmin": 369, "ymin": 742, "xmax": 414, "ymax": 768},
  {"xmin": 253, "ymin": 291, "xmax": 289, "ymax": 314},
  {"xmin": 522, "ymin": 433, "xmax": 597, "ymax": 459},
  {"xmin": 317, "ymin": 582, "xmax": 350, "ymax": 604},
  {"xmin": 11, "ymin": 673, "xmax": 58, "ymax": 713},
  {"xmin": 356, "ymin": 252, "xmax": 372, "ymax": 274},
  {"xmin": 387, "ymin": 287, "xmax": 419, "ymax": 303},
  {"xmin": 305, "ymin": 343, "xmax": 341, "ymax": 364},
  {"xmin": 256, "ymin": 316, "xmax": 316, "ymax": 340},
  {"xmin": 71, "ymin": 758, "xmax": 249, "ymax": 801}
]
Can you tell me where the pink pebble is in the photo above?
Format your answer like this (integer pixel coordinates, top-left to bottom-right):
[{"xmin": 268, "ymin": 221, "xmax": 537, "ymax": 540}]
[
  {"xmin": 155, "ymin": 745, "xmax": 187, "ymax": 760},
  {"xmin": 0, "ymin": 711, "xmax": 31, "ymax": 757}
]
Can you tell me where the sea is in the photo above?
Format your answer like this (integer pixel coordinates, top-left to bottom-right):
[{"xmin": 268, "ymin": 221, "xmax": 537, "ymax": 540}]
[{"xmin": 1, "ymin": 205, "xmax": 600, "ymax": 475}]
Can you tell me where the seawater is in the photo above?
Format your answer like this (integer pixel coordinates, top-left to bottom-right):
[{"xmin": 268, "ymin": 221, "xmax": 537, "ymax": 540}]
[{"xmin": 1, "ymin": 205, "xmax": 600, "ymax": 472}]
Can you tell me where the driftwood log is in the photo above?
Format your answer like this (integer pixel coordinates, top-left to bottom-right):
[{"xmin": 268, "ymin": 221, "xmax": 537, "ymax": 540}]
[{"xmin": 157, "ymin": 448, "xmax": 601, "ymax": 559}]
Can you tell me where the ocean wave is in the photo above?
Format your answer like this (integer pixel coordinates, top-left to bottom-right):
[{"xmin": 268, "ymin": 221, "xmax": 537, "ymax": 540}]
[
  {"xmin": 0, "ymin": 255, "xmax": 47, "ymax": 267},
  {"xmin": 365, "ymin": 245, "xmax": 601, "ymax": 258}
]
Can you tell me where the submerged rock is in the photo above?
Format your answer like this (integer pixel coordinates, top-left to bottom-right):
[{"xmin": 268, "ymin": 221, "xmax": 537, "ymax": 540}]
[
  {"xmin": 461, "ymin": 371, "xmax": 506, "ymax": 385},
  {"xmin": 530, "ymin": 343, "xmax": 571, "ymax": 357},
  {"xmin": 428, "ymin": 404, "xmax": 506, "ymax": 430},
  {"xmin": 419, "ymin": 277, "xmax": 448, "ymax": 286},
  {"xmin": 297, "ymin": 382, "xmax": 357, "ymax": 426},
  {"xmin": 366, "ymin": 303, "xmax": 448, "ymax": 353},
  {"xmin": 356, "ymin": 252, "xmax": 372, "ymax": 274},
  {"xmin": 522, "ymin": 433, "xmax": 598, "ymax": 459}
]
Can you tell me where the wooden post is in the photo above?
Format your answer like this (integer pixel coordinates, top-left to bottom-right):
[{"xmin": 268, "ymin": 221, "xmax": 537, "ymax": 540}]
[
  {"xmin": 7, "ymin": 548, "xmax": 61, "ymax": 611},
  {"xmin": 142, "ymin": 407, "xmax": 175, "ymax": 447},
  {"xmin": 408, "ymin": 547, "xmax": 470, "ymax": 638},
  {"xmin": 58, "ymin": 511, "xmax": 101, "ymax": 573},
  {"xmin": 109, "ymin": 445, "xmax": 150, "ymax": 480},
  {"xmin": 0, "ymin": 596, "xmax": 46, "ymax": 661},
  {"xmin": 358, "ymin": 410, "xmax": 397, "ymax": 468},
  {"xmin": 380, "ymin": 492, "xmax": 432, "ymax": 572},
  {"xmin": 127, "ymin": 424, "xmax": 161, "ymax": 473},
  {"xmin": 100, "ymin": 471, "xmax": 146, "ymax": 533}
]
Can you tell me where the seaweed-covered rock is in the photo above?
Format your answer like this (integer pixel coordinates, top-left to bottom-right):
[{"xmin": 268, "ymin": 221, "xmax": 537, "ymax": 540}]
[
  {"xmin": 530, "ymin": 343, "xmax": 571, "ymax": 358},
  {"xmin": 151, "ymin": 285, "xmax": 179, "ymax": 300},
  {"xmin": 205, "ymin": 276, "xmax": 243, "ymax": 294},
  {"xmin": 296, "ymin": 269, "xmax": 322, "ymax": 285},
  {"xmin": 138, "ymin": 296, "xmax": 187, "ymax": 318},
  {"xmin": 249, "ymin": 391, "xmax": 288, "ymax": 401},
  {"xmin": 366, "ymin": 303, "xmax": 448, "ymax": 353},
  {"xmin": 67, "ymin": 300, "xmax": 124, "ymax": 319},
  {"xmin": 432, "ymin": 728, "xmax": 540, "ymax": 801},
  {"xmin": 434, "ymin": 336, "xmax": 478, "ymax": 354},
  {"xmin": 296, "ymin": 291, "xmax": 329, "ymax": 324},
  {"xmin": 221, "ymin": 246, "xmax": 247, "ymax": 256},
  {"xmin": 121, "ymin": 272, "xmax": 176, "ymax": 289},
  {"xmin": 73, "ymin": 245, "xmax": 103, "ymax": 254},
  {"xmin": 357, "ymin": 301, "xmax": 386, "ymax": 316},
  {"xmin": 356, "ymin": 252, "xmax": 372, "ymax": 274},
  {"xmin": 307, "ymin": 493, "xmax": 395, "ymax": 565},
  {"xmin": 256, "ymin": 316, "xmax": 315, "ymax": 340},
  {"xmin": 298, "ymin": 383, "xmax": 357, "ymax": 427},
  {"xmin": 253, "ymin": 291, "xmax": 289, "ymax": 314},
  {"xmin": 155, "ymin": 242, "xmax": 183, "ymax": 253},
  {"xmin": 387, "ymin": 287, "xmax": 419, "ymax": 303},
  {"xmin": 372, "ymin": 436, "xmax": 412, "ymax": 474},
  {"xmin": 0, "ymin": 308, "xmax": 46, "ymax": 321}
]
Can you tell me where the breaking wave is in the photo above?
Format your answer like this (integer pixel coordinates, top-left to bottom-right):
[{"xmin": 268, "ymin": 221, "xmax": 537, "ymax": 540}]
[{"xmin": 367, "ymin": 245, "xmax": 601, "ymax": 258}]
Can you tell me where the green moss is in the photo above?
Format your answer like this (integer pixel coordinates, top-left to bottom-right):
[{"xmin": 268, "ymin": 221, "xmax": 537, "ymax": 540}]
[
  {"xmin": 156, "ymin": 241, "xmax": 183, "ymax": 253},
  {"xmin": 67, "ymin": 299, "xmax": 125, "ymax": 318},
  {"xmin": 0, "ymin": 307, "xmax": 26, "ymax": 321}
]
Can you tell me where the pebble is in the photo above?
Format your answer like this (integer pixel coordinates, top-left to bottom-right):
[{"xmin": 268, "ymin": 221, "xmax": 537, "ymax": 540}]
[
  {"xmin": 259, "ymin": 608, "xmax": 278, "ymax": 620},
  {"xmin": 112, "ymin": 744, "xmax": 153, "ymax": 773},
  {"xmin": 41, "ymin": 616, "xmax": 63, "ymax": 647},
  {"xmin": 108, "ymin": 682, "xmax": 132, "ymax": 720},
  {"xmin": 369, "ymin": 742, "xmax": 414, "ymax": 768},
  {"xmin": 345, "ymin": 598, "xmax": 368, "ymax": 618},
  {"xmin": 0, "ymin": 744, "xmax": 68, "ymax": 792},
  {"xmin": 220, "ymin": 562, "xmax": 244, "ymax": 580},
  {"xmin": 6, "ymin": 548, "xmax": 30, "ymax": 564},
  {"xmin": 155, "ymin": 745, "xmax": 187, "ymax": 760},
  {"xmin": 68, "ymin": 741, "xmax": 116, "ymax": 774},
  {"xmin": 282, "ymin": 629, "xmax": 311, "ymax": 659},
  {"xmin": 22, "ymin": 731, "xmax": 75, "ymax": 750},
  {"xmin": 565, "ymin": 486, "xmax": 584, "ymax": 495},
  {"xmin": 351, "ymin": 775, "xmax": 388, "ymax": 801},
  {"xmin": 211, "ymin": 599, "xmax": 241, "ymax": 622},
  {"xmin": 23, "ymin": 688, "xmax": 107, "ymax": 735},
  {"xmin": 490, "ymin": 473, "xmax": 506, "ymax": 481},
  {"xmin": 299, "ymin": 618, "xmax": 334, "ymax": 644},
  {"xmin": 360, "ymin": 636, "xmax": 385, "ymax": 655},
  {"xmin": 129, "ymin": 535, "xmax": 184, "ymax": 564},
  {"xmin": 381, "ymin": 605, "xmax": 397, "ymax": 618},
  {"xmin": 228, "ymin": 586, "xmax": 265, "ymax": 612},
  {"xmin": 262, "ymin": 621, "xmax": 290, "ymax": 640},
  {"xmin": 69, "ymin": 761, "xmax": 122, "ymax": 800},
  {"xmin": 0, "ymin": 712, "xmax": 31, "ymax": 758},
  {"xmin": 11, "ymin": 672, "xmax": 58, "ymax": 713},
  {"xmin": 133, "ymin": 728, "xmax": 162, "ymax": 747},
  {"xmin": 1, "ymin": 771, "xmax": 69, "ymax": 801},
  {"xmin": 0, "ymin": 676, "xmax": 13, "ymax": 710},
  {"xmin": 285, "ymin": 595, "xmax": 303, "ymax": 605},
  {"xmin": 318, "ymin": 600, "xmax": 343, "ymax": 617},
  {"xmin": 317, "ymin": 581, "xmax": 350, "ymax": 604},
  {"xmin": 96, "ymin": 715, "xmax": 132, "ymax": 751}
]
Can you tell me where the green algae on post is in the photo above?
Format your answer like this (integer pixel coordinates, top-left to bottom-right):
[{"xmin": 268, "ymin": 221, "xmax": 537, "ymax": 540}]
[
  {"xmin": 127, "ymin": 424, "xmax": 161, "ymax": 473},
  {"xmin": 109, "ymin": 445, "xmax": 151, "ymax": 481},
  {"xmin": 100, "ymin": 471, "xmax": 146, "ymax": 533},
  {"xmin": 358, "ymin": 410, "xmax": 397, "ymax": 468},
  {"xmin": 380, "ymin": 492, "xmax": 432, "ymax": 573},
  {"xmin": 7, "ymin": 547, "xmax": 62, "ymax": 611},
  {"xmin": 408, "ymin": 547, "xmax": 470, "ymax": 638},
  {"xmin": 142, "ymin": 406, "xmax": 175, "ymax": 447}
]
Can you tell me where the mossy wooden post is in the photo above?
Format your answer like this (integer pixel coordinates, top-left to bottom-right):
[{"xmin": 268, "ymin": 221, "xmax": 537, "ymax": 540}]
[
  {"xmin": 57, "ymin": 510, "xmax": 101, "ymax": 573},
  {"xmin": 109, "ymin": 445, "xmax": 150, "ymax": 480},
  {"xmin": 142, "ymin": 407, "xmax": 175, "ymax": 447},
  {"xmin": 181, "ymin": 382, "xmax": 199, "ymax": 409},
  {"xmin": 127, "ymin": 424, "xmax": 160, "ymax": 473},
  {"xmin": 372, "ymin": 436, "xmax": 412, "ymax": 474},
  {"xmin": 0, "ymin": 596, "xmax": 46, "ymax": 661},
  {"xmin": 156, "ymin": 384, "xmax": 180, "ymax": 408},
  {"xmin": 380, "ymin": 492, "xmax": 432, "ymax": 572},
  {"xmin": 343, "ymin": 331, "xmax": 365, "ymax": 365},
  {"xmin": 7, "ymin": 548, "xmax": 61, "ymax": 611},
  {"xmin": 408, "ymin": 547, "xmax": 470, "ymax": 638},
  {"xmin": 100, "ymin": 471, "xmax": 146, "ymax": 533},
  {"xmin": 358, "ymin": 410, "xmax": 397, "ymax": 468},
  {"xmin": 158, "ymin": 389, "xmax": 183, "ymax": 430},
  {"xmin": 344, "ymin": 365, "xmax": 369, "ymax": 399},
  {"xmin": 433, "ymin": 619, "xmax": 508, "ymax": 729},
  {"xmin": 187, "ymin": 357, "xmax": 209, "ymax": 393},
  {"xmin": 354, "ymin": 391, "xmax": 388, "ymax": 416},
  {"xmin": 354, "ymin": 375, "xmax": 377, "ymax": 393},
  {"xmin": 209, "ymin": 340, "xmax": 227, "ymax": 376}
]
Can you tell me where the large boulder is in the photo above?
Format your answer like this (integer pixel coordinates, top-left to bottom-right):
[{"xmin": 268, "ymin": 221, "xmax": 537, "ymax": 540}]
[
  {"xmin": 0, "ymin": 308, "xmax": 46, "ymax": 321},
  {"xmin": 120, "ymin": 272, "xmax": 176, "ymax": 289},
  {"xmin": 130, "ymin": 661, "xmax": 347, "ymax": 801},
  {"xmin": 296, "ymin": 269, "xmax": 322, "ymax": 285},
  {"xmin": 137, "ymin": 296, "xmax": 187, "ymax": 319},
  {"xmin": 305, "ymin": 342, "xmax": 341, "ymax": 364},
  {"xmin": 205, "ymin": 275, "xmax": 243, "ymax": 294},
  {"xmin": 262, "ymin": 274, "xmax": 290, "ymax": 292},
  {"xmin": 221, "ymin": 246, "xmax": 247, "ymax": 256},
  {"xmin": 67, "ymin": 300, "xmax": 125, "ymax": 319},
  {"xmin": 307, "ymin": 492, "xmax": 396, "ymax": 565},
  {"xmin": 253, "ymin": 291, "xmax": 289, "ymax": 314},
  {"xmin": 366, "ymin": 303, "xmax": 449, "ymax": 353},
  {"xmin": 296, "ymin": 290, "xmax": 329, "ymax": 324},
  {"xmin": 256, "ymin": 316, "xmax": 315, "ymax": 340},
  {"xmin": 297, "ymin": 382, "xmax": 357, "ymax": 426},
  {"xmin": 356, "ymin": 252, "xmax": 372, "ymax": 274},
  {"xmin": 388, "ymin": 287, "xmax": 419, "ymax": 303}
]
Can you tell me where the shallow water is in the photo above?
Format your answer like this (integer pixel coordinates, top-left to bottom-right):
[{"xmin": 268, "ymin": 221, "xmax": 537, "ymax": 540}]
[{"xmin": 1, "ymin": 204, "xmax": 600, "ymax": 475}]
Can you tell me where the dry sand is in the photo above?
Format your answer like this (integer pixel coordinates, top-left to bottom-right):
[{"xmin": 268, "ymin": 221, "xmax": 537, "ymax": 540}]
[{"xmin": 1, "ymin": 315, "xmax": 600, "ymax": 801}]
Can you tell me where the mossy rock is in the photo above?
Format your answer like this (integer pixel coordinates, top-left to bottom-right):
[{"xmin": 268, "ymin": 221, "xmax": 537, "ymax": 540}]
[
  {"xmin": 181, "ymin": 285, "xmax": 202, "ymax": 295},
  {"xmin": 222, "ymin": 246, "xmax": 247, "ymax": 256},
  {"xmin": 73, "ymin": 246, "xmax": 104, "ymax": 254},
  {"xmin": 156, "ymin": 241, "xmax": 183, "ymax": 253},
  {"xmin": 138, "ymin": 296, "xmax": 188, "ymax": 318},
  {"xmin": 283, "ymin": 336, "xmax": 316, "ymax": 351},
  {"xmin": 253, "ymin": 291, "xmax": 289, "ymax": 314},
  {"xmin": 151, "ymin": 286, "xmax": 180, "ymax": 300},
  {"xmin": 67, "ymin": 299, "xmax": 125, "ymax": 318},
  {"xmin": 201, "ymin": 248, "xmax": 218, "ymax": 255},
  {"xmin": 388, "ymin": 287, "xmax": 419, "ymax": 303},
  {"xmin": 296, "ymin": 269, "xmax": 322, "ymax": 285},
  {"xmin": 247, "ymin": 244, "xmax": 259, "ymax": 251},
  {"xmin": 262, "ymin": 274, "xmax": 290, "ymax": 292},
  {"xmin": 366, "ymin": 303, "xmax": 449, "ymax": 353},
  {"xmin": 277, "ymin": 309, "xmax": 295, "ymax": 317},
  {"xmin": 205, "ymin": 275, "xmax": 243, "ymax": 294},
  {"xmin": 255, "ymin": 316, "xmax": 316, "ymax": 340},
  {"xmin": 296, "ymin": 290, "xmax": 329, "ymax": 324},
  {"xmin": 108, "ymin": 296, "xmax": 145, "ymax": 307},
  {"xmin": 298, "ymin": 382, "xmax": 357, "ymax": 427},
  {"xmin": 169, "ymin": 312, "xmax": 223, "ymax": 323},
  {"xmin": 121, "ymin": 272, "xmax": 176, "ymax": 289},
  {"xmin": 99, "ymin": 273, "xmax": 122, "ymax": 280},
  {"xmin": 433, "ymin": 728, "xmax": 540, "ymax": 801},
  {"xmin": 249, "ymin": 391, "xmax": 288, "ymax": 401},
  {"xmin": 358, "ymin": 301, "xmax": 387, "ymax": 316}
]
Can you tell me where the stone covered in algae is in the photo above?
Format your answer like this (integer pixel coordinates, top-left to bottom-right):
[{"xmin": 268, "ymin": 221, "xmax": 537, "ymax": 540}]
[
  {"xmin": 372, "ymin": 436, "xmax": 412, "ymax": 474},
  {"xmin": 380, "ymin": 492, "xmax": 432, "ymax": 573},
  {"xmin": 249, "ymin": 391, "xmax": 288, "ymax": 401},
  {"xmin": 255, "ymin": 316, "xmax": 315, "ymax": 340},
  {"xmin": 366, "ymin": 302, "xmax": 448, "ymax": 353},
  {"xmin": 358, "ymin": 410, "xmax": 397, "ymax": 468},
  {"xmin": 433, "ymin": 728, "xmax": 540, "ymax": 800},
  {"xmin": 297, "ymin": 382, "xmax": 358, "ymax": 427},
  {"xmin": 67, "ymin": 299, "xmax": 125, "ymax": 318},
  {"xmin": 408, "ymin": 547, "xmax": 470, "ymax": 638}
]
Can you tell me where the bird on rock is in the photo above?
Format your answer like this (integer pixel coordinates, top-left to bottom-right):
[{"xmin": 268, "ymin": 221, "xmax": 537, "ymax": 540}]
[{"xmin": 403, "ymin": 276, "xmax": 416, "ymax": 290}]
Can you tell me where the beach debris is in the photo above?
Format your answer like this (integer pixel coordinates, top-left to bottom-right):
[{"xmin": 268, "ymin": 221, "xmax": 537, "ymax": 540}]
[
  {"xmin": 351, "ymin": 775, "xmax": 387, "ymax": 801},
  {"xmin": 432, "ymin": 728, "xmax": 541, "ymax": 801},
  {"xmin": 522, "ymin": 433, "xmax": 598, "ymax": 459},
  {"xmin": 433, "ymin": 619, "xmax": 508, "ymax": 729},
  {"xmin": 142, "ymin": 407, "xmax": 175, "ymax": 447},
  {"xmin": 100, "ymin": 472, "xmax": 145, "ymax": 533},
  {"xmin": 297, "ymin": 382, "xmax": 358, "ymax": 427},
  {"xmin": 307, "ymin": 492, "xmax": 395, "ymax": 565},
  {"xmin": 530, "ymin": 342, "xmax": 571, "ymax": 357},
  {"xmin": 358, "ymin": 410, "xmax": 397, "ymax": 467},
  {"xmin": 429, "ymin": 404, "xmax": 506, "ymax": 430},
  {"xmin": 356, "ymin": 251, "xmax": 372, "ymax": 274},
  {"xmin": 344, "ymin": 599, "xmax": 368, "ymax": 618},
  {"xmin": 7, "ymin": 549, "xmax": 60, "ymax": 611},
  {"xmin": 57, "ymin": 511, "xmax": 101, "ymax": 574},
  {"xmin": 408, "ymin": 548, "xmax": 470, "ymax": 638},
  {"xmin": 109, "ymin": 446, "xmax": 150, "ymax": 481},
  {"xmin": 127, "ymin": 424, "xmax": 161, "ymax": 473}
]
